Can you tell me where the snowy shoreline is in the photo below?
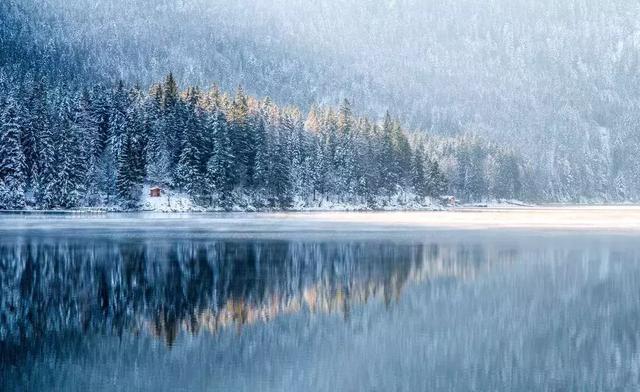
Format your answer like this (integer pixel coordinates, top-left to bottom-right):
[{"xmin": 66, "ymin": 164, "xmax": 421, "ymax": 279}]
[
  {"xmin": 10, "ymin": 200, "xmax": 640, "ymax": 215},
  {"xmin": 0, "ymin": 200, "xmax": 537, "ymax": 214}
]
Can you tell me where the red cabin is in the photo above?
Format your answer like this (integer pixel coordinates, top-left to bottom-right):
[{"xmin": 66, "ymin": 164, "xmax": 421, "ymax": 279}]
[{"xmin": 149, "ymin": 187, "xmax": 162, "ymax": 198}]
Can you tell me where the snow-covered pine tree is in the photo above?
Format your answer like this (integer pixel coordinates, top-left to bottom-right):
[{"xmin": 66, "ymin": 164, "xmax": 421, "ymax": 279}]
[
  {"xmin": 144, "ymin": 84, "xmax": 171, "ymax": 189},
  {"xmin": 252, "ymin": 114, "xmax": 269, "ymax": 201},
  {"xmin": 162, "ymin": 73, "xmax": 179, "ymax": 110},
  {"xmin": 428, "ymin": 159, "xmax": 448, "ymax": 198},
  {"xmin": 21, "ymin": 80, "xmax": 47, "ymax": 193},
  {"xmin": 228, "ymin": 86, "xmax": 255, "ymax": 187},
  {"xmin": 412, "ymin": 143, "xmax": 428, "ymax": 199},
  {"xmin": 335, "ymin": 99, "xmax": 357, "ymax": 200},
  {"xmin": 34, "ymin": 117, "xmax": 56, "ymax": 208},
  {"xmin": 14, "ymin": 78, "xmax": 46, "ymax": 208},
  {"xmin": 0, "ymin": 99, "xmax": 26, "ymax": 209},
  {"xmin": 281, "ymin": 109, "xmax": 307, "ymax": 200},
  {"xmin": 393, "ymin": 120, "xmax": 412, "ymax": 190},
  {"xmin": 176, "ymin": 119, "xmax": 203, "ymax": 198},
  {"xmin": 109, "ymin": 81, "xmax": 132, "ymax": 160},
  {"xmin": 380, "ymin": 111, "xmax": 398, "ymax": 198},
  {"xmin": 91, "ymin": 84, "xmax": 112, "ymax": 158},
  {"xmin": 160, "ymin": 74, "xmax": 185, "ymax": 180},
  {"xmin": 116, "ymin": 130, "xmax": 143, "ymax": 208},
  {"xmin": 310, "ymin": 136, "xmax": 328, "ymax": 202},
  {"xmin": 467, "ymin": 142, "xmax": 488, "ymax": 202},
  {"xmin": 51, "ymin": 101, "xmax": 87, "ymax": 209},
  {"xmin": 206, "ymin": 113, "xmax": 235, "ymax": 209},
  {"xmin": 268, "ymin": 131, "xmax": 293, "ymax": 208}
]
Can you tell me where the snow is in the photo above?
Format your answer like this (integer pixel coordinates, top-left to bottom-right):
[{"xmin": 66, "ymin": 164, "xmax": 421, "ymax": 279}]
[
  {"xmin": 137, "ymin": 185, "xmax": 443, "ymax": 213},
  {"xmin": 139, "ymin": 186, "xmax": 205, "ymax": 213}
]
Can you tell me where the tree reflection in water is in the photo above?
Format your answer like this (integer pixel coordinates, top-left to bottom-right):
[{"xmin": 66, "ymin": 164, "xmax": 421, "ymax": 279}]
[
  {"xmin": 4, "ymin": 233, "xmax": 640, "ymax": 391},
  {"xmin": 0, "ymin": 237, "xmax": 506, "ymax": 349}
]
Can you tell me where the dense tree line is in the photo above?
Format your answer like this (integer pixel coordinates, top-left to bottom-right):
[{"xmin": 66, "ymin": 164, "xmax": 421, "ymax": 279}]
[
  {"xmin": 3, "ymin": 74, "xmax": 528, "ymax": 210},
  {"xmin": 5, "ymin": 0, "xmax": 640, "ymax": 202}
]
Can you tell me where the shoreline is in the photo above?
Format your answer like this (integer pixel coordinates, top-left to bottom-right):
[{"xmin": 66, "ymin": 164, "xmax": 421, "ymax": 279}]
[
  {"xmin": 4, "ymin": 202, "xmax": 640, "ymax": 215},
  {"xmin": 2, "ymin": 206, "xmax": 640, "ymax": 233}
]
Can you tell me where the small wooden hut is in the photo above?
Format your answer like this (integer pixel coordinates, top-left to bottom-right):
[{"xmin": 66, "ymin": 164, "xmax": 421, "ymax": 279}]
[{"xmin": 149, "ymin": 186, "xmax": 162, "ymax": 198}]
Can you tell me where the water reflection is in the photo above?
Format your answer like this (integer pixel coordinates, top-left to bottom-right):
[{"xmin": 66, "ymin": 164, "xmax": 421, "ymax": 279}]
[
  {"xmin": 2, "ymin": 232, "xmax": 640, "ymax": 391},
  {"xmin": 0, "ymin": 237, "xmax": 504, "ymax": 348}
]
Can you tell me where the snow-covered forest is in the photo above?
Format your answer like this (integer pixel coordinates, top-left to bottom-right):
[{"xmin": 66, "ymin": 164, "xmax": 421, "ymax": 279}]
[
  {"xmin": 2, "ymin": 0, "xmax": 640, "ymax": 207},
  {"xmin": 0, "ymin": 73, "xmax": 465, "ymax": 210}
]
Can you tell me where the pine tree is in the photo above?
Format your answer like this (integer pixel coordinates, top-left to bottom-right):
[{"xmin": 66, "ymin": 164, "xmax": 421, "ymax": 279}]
[
  {"xmin": 22, "ymin": 80, "xmax": 47, "ymax": 191},
  {"xmin": 428, "ymin": 159, "xmax": 448, "ymax": 198},
  {"xmin": 267, "ymin": 134, "xmax": 293, "ymax": 208},
  {"xmin": 310, "ymin": 137, "xmax": 328, "ymax": 201},
  {"xmin": 91, "ymin": 85, "xmax": 112, "ymax": 158},
  {"xmin": 109, "ymin": 81, "xmax": 132, "ymax": 159},
  {"xmin": 162, "ymin": 73, "xmax": 179, "ymax": 110},
  {"xmin": 176, "ymin": 128, "xmax": 203, "ymax": 198},
  {"xmin": 145, "ymin": 84, "xmax": 171, "ymax": 188},
  {"xmin": 100, "ymin": 149, "xmax": 118, "ymax": 205},
  {"xmin": 53, "ymin": 127, "xmax": 78, "ymax": 208},
  {"xmin": 252, "ymin": 116, "xmax": 269, "ymax": 197},
  {"xmin": 228, "ymin": 86, "xmax": 255, "ymax": 187},
  {"xmin": 34, "ymin": 120, "xmax": 56, "ymax": 208},
  {"xmin": 160, "ymin": 74, "xmax": 184, "ymax": 178},
  {"xmin": 206, "ymin": 114, "xmax": 235, "ymax": 208},
  {"xmin": 492, "ymin": 151, "xmax": 522, "ymax": 200},
  {"xmin": 412, "ymin": 143, "xmax": 428, "ymax": 199},
  {"xmin": 380, "ymin": 111, "xmax": 398, "ymax": 198},
  {"xmin": 116, "ymin": 131, "xmax": 143, "ymax": 208},
  {"xmin": 0, "ymin": 99, "xmax": 26, "ymax": 209},
  {"xmin": 335, "ymin": 99, "xmax": 356, "ymax": 199},
  {"xmin": 467, "ymin": 143, "xmax": 487, "ymax": 202},
  {"xmin": 393, "ymin": 121, "xmax": 412, "ymax": 187}
]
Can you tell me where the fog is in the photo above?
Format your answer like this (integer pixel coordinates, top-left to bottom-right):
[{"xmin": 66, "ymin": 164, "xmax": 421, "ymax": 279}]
[
  {"xmin": 6, "ymin": 0, "xmax": 640, "ymax": 200},
  {"xmin": 3, "ymin": 207, "xmax": 640, "ymax": 234}
]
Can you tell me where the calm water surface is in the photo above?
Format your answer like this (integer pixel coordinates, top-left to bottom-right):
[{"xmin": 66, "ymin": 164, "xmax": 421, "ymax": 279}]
[{"xmin": 1, "ymin": 213, "xmax": 640, "ymax": 391}]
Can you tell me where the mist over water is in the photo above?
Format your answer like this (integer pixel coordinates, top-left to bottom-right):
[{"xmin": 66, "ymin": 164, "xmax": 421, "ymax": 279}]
[{"xmin": 2, "ymin": 214, "xmax": 640, "ymax": 391}]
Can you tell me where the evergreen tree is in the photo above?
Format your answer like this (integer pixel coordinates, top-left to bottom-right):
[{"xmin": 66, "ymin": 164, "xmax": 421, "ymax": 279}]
[
  {"xmin": 412, "ymin": 143, "xmax": 428, "ymax": 198},
  {"xmin": 252, "ymin": 116, "xmax": 269, "ymax": 196},
  {"xmin": 492, "ymin": 151, "xmax": 522, "ymax": 199},
  {"xmin": 91, "ymin": 84, "xmax": 112, "ymax": 158},
  {"xmin": 176, "ymin": 128, "xmax": 203, "ymax": 197},
  {"xmin": 380, "ymin": 111, "xmax": 398, "ymax": 197},
  {"xmin": 335, "ymin": 99, "xmax": 356, "ymax": 199},
  {"xmin": 393, "ymin": 121, "xmax": 412, "ymax": 187},
  {"xmin": 21, "ymin": 80, "xmax": 47, "ymax": 190},
  {"xmin": 116, "ymin": 131, "xmax": 142, "ymax": 208},
  {"xmin": 467, "ymin": 143, "xmax": 487, "ymax": 202},
  {"xmin": 428, "ymin": 159, "xmax": 448, "ymax": 198},
  {"xmin": 310, "ymin": 137, "xmax": 328, "ymax": 201},
  {"xmin": 228, "ymin": 86, "xmax": 255, "ymax": 186},
  {"xmin": 175, "ymin": 87, "xmax": 203, "ymax": 195},
  {"xmin": 34, "ymin": 120, "xmax": 56, "ymax": 208},
  {"xmin": 162, "ymin": 73, "xmax": 179, "ymax": 110},
  {"xmin": 206, "ymin": 114, "xmax": 235, "ymax": 208},
  {"xmin": 267, "ymin": 133, "xmax": 293, "ymax": 208},
  {"xmin": 53, "ymin": 128, "xmax": 79, "ymax": 208},
  {"xmin": 0, "ymin": 99, "xmax": 26, "ymax": 209}
]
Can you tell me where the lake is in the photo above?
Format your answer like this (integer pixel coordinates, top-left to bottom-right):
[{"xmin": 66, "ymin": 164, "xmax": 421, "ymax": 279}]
[{"xmin": 2, "ymin": 209, "xmax": 640, "ymax": 391}]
